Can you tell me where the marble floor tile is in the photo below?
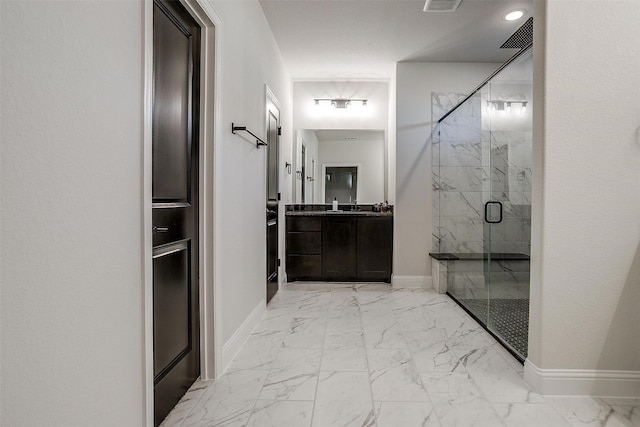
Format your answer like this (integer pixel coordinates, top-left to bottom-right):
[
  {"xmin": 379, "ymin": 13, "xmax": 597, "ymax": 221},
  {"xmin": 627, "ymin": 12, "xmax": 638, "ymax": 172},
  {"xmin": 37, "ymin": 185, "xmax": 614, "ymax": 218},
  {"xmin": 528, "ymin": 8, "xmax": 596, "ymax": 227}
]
[
  {"xmin": 322, "ymin": 329, "xmax": 368, "ymax": 370},
  {"xmin": 227, "ymin": 330, "xmax": 285, "ymax": 371},
  {"xmin": 421, "ymin": 371, "xmax": 482, "ymax": 398},
  {"xmin": 431, "ymin": 395, "xmax": 507, "ymax": 427},
  {"xmin": 324, "ymin": 330, "xmax": 365, "ymax": 349},
  {"xmin": 297, "ymin": 291, "xmax": 332, "ymax": 312},
  {"xmin": 312, "ymin": 371, "xmax": 375, "ymax": 427},
  {"xmin": 546, "ymin": 396, "xmax": 633, "ymax": 427},
  {"xmin": 160, "ymin": 380, "xmax": 213, "ymax": 427},
  {"xmin": 253, "ymin": 307, "xmax": 297, "ymax": 331},
  {"xmin": 327, "ymin": 313, "xmax": 363, "ymax": 332},
  {"xmin": 491, "ymin": 342, "xmax": 524, "ymax": 374},
  {"xmin": 355, "ymin": 283, "xmax": 393, "ymax": 292},
  {"xmin": 282, "ymin": 316, "xmax": 326, "ymax": 348},
  {"xmin": 259, "ymin": 348, "xmax": 321, "ymax": 401},
  {"xmin": 457, "ymin": 346, "xmax": 544, "ymax": 403},
  {"xmin": 363, "ymin": 322, "xmax": 408, "ymax": 349},
  {"xmin": 422, "ymin": 371, "xmax": 507, "ymax": 427},
  {"xmin": 163, "ymin": 284, "xmax": 635, "ymax": 427},
  {"xmin": 405, "ymin": 329, "xmax": 466, "ymax": 374},
  {"xmin": 321, "ymin": 346, "xmax": 368, "ymax": 371},
  {"xmin": 608, "ymin": 406, "xmax": 640, "ymax": 427},
  {"xmin": 493, "ymin": 403, "xmax": 571, "ymax": 427},
  {"xmin": 601, "ymin": 400, "xmax": 640, "ymax": 426},
  {"xmin": 330, "ymin": 293, "xmax": 359, "ymax": 309},
  {"xmin": 246, "ymin": 400, "xmax": 314, "ymax": 427},
  {"xmin": 181, "ymin": 370, "xmax": 268, "ymax": 427},
  {"xmin": 422, "ymin": 372, "xmax": 509, "ymax": 426},
  {"xmin": 267, "ymin": 291, "xmax": 306, "ymax": 309},
  {"xmin": 440, "ymin": 315, "xmax": 495, "ymax": 350},
  {"xmin": 374, "ymin": 401, "xmax": 441, "ymax": 427},
  {"xmin": 368, "ymin": 348, "xmax": 430, "ymax": 402}
]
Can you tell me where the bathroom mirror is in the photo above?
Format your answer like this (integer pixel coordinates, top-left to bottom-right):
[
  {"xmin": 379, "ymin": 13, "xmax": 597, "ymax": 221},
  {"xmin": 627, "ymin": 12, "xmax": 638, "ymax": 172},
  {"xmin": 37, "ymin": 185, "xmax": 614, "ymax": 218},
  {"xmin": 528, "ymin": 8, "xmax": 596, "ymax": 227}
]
[{"xmin": 294, "ymin": 129, "xmax": 386, "ymax": 204}]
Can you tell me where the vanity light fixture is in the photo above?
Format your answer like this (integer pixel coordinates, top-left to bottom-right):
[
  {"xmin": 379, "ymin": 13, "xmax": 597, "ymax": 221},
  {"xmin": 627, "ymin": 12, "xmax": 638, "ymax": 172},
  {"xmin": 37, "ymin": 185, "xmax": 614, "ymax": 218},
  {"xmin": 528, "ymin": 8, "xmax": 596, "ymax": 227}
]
[
  {"xmin": 487, "ymin": 100, "xmax": 528, "ymax": 113},
  {"xmin": 504, "ymin": 9, "xmax": 526, "ymax": 21},
  {"xmin": 314, "ymin": 98, "xmax": 368, "ymax": 109}
]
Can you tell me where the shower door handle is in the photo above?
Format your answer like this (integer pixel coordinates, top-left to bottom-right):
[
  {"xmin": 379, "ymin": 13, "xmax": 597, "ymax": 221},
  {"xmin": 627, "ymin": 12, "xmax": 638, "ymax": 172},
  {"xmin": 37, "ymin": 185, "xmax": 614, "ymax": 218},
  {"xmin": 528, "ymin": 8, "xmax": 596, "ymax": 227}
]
[{"xmin": 484, "ymin": 201, "xmax": 503, "ymax": 224}]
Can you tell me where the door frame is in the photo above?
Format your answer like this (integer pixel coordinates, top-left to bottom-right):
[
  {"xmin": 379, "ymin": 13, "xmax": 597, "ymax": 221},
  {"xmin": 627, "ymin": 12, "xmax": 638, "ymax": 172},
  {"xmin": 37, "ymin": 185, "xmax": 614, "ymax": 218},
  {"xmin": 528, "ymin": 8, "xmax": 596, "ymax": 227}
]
[
  {"xmin": 143, "ymin": 0, "xmax": 222, "ymax": 425},
  {"xmin": 265, "ymin": 86, "xmax": 282, "ymax": 289},
  {"xmin": 320, "ymin": 163, "xmax": 363, "ymax": 204}
]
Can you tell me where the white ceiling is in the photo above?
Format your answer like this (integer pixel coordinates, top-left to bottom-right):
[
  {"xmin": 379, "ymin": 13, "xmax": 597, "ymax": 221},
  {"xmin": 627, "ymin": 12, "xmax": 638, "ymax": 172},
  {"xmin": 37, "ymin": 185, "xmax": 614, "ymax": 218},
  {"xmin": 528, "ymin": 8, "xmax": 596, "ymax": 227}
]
[{"xmin": 259, "ymin": 0, "xmax": 533, "ymax": 80}]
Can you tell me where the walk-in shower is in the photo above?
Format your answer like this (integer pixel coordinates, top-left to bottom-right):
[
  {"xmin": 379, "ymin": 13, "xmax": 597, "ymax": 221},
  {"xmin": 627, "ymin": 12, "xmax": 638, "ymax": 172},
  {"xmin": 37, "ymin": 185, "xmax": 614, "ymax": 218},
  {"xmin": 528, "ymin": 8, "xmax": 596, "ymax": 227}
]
[{"xmin": 430, "ymin": 45, "xmax": 533, "ymax": 361}]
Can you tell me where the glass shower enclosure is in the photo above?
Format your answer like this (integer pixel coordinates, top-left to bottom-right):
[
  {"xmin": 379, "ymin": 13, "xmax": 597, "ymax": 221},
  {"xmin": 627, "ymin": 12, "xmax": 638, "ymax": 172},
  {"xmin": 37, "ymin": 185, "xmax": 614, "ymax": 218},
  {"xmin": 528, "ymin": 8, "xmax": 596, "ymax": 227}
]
[{"xmin": 432, "ymin": 46, "xmax": 533, "ymax": 361}]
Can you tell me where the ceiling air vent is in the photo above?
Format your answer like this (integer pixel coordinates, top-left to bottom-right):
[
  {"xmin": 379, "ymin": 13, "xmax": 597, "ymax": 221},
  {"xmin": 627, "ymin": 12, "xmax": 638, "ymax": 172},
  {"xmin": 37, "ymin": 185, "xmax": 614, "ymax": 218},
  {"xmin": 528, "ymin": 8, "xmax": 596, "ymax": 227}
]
[
  {"xmin": 501, "ymin": 17, "xmax": 534, "ymax": 49},
  {"xmin": 423, "ymin": 0, "xmax": 462, "ymax": 12}
]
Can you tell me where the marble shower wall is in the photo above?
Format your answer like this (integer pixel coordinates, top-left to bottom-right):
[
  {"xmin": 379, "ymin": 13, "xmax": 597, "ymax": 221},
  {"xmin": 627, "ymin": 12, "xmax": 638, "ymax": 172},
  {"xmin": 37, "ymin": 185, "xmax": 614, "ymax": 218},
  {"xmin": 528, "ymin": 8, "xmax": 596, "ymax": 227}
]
[{"xmin": 432, "ymin": 88, "xmax": 532, "ymax": 256}]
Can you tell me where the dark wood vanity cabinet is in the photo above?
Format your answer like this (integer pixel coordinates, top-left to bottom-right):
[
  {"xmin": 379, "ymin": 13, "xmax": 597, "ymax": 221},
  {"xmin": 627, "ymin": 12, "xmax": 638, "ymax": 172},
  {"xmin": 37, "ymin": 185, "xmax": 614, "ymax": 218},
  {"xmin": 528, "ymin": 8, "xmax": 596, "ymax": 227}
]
[
  {"xmin": 286, "ymin": 216, "xmax": 322, "ymax": 280},
  {"xmin": 322, "ymin": 217, "xmax": 357, "ymax": 279},
  {"xmin": 357, "ymin": 217, "xmax": 393, "ymax": 280},
  {"xmin": 286, "ymin": 214, "xmax": 392, "ymax": 282}
]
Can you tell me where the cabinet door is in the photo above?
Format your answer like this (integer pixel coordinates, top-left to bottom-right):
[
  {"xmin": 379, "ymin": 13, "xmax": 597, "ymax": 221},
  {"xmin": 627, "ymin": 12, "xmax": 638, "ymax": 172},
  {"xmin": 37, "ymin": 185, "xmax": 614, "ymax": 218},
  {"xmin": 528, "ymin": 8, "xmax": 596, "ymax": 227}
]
[
  {"xmin": 357, "ymin": 217, "xmax": 393, "ymax": 281},
  {"xmin": 322, "ymin": 217, "xmax": 357, "ymax": 279},
  {"xmin": 286, "ymin": 254, "xmax": 322, "ymax": 280}
]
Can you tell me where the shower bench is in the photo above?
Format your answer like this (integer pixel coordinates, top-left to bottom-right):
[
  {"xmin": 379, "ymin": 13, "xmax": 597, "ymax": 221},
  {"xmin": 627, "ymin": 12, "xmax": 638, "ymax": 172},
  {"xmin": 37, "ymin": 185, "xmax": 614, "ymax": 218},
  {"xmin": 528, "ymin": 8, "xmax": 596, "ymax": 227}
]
[{"xmin": 428, "ymin": 252, "xmax": 530, "ymax": 294}]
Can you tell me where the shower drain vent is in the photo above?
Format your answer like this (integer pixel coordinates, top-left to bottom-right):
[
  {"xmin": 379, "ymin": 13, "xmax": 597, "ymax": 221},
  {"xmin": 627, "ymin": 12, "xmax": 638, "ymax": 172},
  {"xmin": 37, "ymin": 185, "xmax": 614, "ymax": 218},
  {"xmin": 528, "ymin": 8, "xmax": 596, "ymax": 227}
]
[{"xmin": 501, "ymin": 17, "xmax": 533, "ymax": 49}]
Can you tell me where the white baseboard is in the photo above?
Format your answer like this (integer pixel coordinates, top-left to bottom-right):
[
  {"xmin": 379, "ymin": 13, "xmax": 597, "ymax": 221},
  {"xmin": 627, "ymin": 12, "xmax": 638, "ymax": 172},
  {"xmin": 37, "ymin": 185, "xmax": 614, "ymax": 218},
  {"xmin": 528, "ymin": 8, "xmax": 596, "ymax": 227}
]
[
  {"xmin": 524, "ymin": 359, "xmax": 640, "ymax": 398},
  {"xmin": 219, "ymin": 298, "xmax": 266, "ymax": 374},
  {"xmin": 391, "ymin": 275, "xmax": 432, "ymax": 289}
]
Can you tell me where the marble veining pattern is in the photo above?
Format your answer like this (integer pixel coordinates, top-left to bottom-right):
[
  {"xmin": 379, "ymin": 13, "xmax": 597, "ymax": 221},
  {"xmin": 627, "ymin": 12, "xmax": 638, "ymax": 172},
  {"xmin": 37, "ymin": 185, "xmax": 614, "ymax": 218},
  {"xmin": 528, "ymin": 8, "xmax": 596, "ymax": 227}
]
[
  {"xmin": 161, "ymin": 283, "xmax": 638, "ymax": 427},
  {"xmin": 431, "ymin": 91, "xmax": 533, "ymax": 257}
]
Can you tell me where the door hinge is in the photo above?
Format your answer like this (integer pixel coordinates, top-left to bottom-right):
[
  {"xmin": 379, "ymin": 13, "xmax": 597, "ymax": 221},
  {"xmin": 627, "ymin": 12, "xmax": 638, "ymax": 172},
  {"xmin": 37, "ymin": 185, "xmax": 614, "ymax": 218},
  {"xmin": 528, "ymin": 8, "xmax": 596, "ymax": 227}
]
[
  {"xmin": 277, "ymin": 126, "xmax": 282, "ymax": 136},
  {"xmin": 277, "ymin": 192, "xmax": 281, "ymax": 201},
  {"xmin": 278, "ymin": 259, "xmax": 281, "ymax": 267}
]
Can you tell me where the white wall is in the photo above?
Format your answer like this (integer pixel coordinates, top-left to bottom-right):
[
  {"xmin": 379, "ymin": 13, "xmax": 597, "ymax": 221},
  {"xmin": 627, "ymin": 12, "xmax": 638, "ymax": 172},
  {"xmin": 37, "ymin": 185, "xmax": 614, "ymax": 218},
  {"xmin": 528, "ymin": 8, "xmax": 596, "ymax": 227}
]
[
  {"xmin": 1, "ymin": 2, "xmax": 293, "ymax": 424},
  {"xmin": 211, "ymin": 0, "xmax": 292, "ymax": 354},
  {"xmin": 527, "ymin": 0, "xmax": 640, "ymax": 384},
  {"xmin": 394, "ymin": 62, "xmax": 500, "ymax": 285},
  {"xmin": 1, "ymin": 1, "xmax": 145, "ymax": 425},
  {"xmin": 318, "ymin": 137, "xmax": 385, "ymax": 204},
  {"xmin": 387, "ymin": 67, "xmax": 397, "ymax": 204}
]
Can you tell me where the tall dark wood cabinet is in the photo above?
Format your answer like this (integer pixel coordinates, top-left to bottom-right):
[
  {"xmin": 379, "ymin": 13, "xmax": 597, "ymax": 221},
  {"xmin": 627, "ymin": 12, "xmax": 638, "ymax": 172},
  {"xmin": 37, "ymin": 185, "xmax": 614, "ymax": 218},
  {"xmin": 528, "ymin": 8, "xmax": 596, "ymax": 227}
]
[{"xmin": 322, "ymin": 217, "xmax": 357, "ymax": 279}]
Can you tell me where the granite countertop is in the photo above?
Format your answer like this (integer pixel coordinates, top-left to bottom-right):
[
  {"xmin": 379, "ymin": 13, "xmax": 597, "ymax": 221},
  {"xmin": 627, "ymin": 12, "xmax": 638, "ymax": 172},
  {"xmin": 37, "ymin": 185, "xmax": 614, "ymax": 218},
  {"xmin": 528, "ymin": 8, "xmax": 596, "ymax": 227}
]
[{"xmin": 286, "ymin": 210, "xmax": 392, "ymax": 217}]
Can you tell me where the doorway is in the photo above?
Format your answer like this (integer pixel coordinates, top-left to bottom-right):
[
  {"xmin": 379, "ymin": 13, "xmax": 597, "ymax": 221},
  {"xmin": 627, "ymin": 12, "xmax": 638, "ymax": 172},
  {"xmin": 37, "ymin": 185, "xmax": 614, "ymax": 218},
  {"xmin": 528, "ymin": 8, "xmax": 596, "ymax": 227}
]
[
  {"xmin": 152, "ymin": 0, "xmax": 201, "ymax": 424},
  {"xmin": 266, "ymin": 88, "xmax": 281, "ymax": 304},
  {"xmin": 325, "ymin": 166, "xmax": 358, "ymax": 203}
]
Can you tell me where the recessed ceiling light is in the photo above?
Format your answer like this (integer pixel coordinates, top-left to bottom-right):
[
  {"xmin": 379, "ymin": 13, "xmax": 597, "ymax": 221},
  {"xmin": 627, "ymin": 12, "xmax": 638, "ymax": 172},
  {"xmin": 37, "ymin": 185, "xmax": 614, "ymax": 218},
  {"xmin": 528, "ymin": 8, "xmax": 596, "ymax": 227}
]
[{"xmin": 504, "ymin": 9, "xmax": 526, "ymax": 21}]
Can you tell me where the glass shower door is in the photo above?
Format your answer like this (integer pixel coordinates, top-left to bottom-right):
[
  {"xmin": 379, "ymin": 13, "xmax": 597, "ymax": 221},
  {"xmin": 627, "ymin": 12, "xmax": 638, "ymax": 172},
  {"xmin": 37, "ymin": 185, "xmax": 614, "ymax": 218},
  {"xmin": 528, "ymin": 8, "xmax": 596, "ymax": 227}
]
[
  {"xmin": 484, "ymin": 47, "xmax": 533, "ymax": 360},
  {"xmin": 433, "ymin": 46, "xmax": 533, "ymax": 362}
]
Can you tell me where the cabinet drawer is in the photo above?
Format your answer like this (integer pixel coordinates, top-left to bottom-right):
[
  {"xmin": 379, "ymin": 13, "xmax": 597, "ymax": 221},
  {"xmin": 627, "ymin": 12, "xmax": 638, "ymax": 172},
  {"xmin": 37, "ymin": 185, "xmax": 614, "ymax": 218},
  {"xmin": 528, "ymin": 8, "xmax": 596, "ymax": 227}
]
[
  {"xmin": 287, "ymin": 216, "xmax": 321, "ymax": 232},
  {"xmin": 287, "ymin": 232, "xmax": 321, "ymax": 254}
]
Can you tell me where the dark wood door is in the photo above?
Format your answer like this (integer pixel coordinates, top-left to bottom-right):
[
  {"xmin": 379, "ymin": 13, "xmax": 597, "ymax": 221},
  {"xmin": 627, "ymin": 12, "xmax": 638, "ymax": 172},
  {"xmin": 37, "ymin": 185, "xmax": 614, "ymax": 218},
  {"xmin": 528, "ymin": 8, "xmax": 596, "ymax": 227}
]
[
  {"xmin": 152, "ymin": 1, "xmax": 200, "ymax": 425},
  {"xmin": 322, "ymin": 217, "xmax": 357, "ymax": 279}
]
